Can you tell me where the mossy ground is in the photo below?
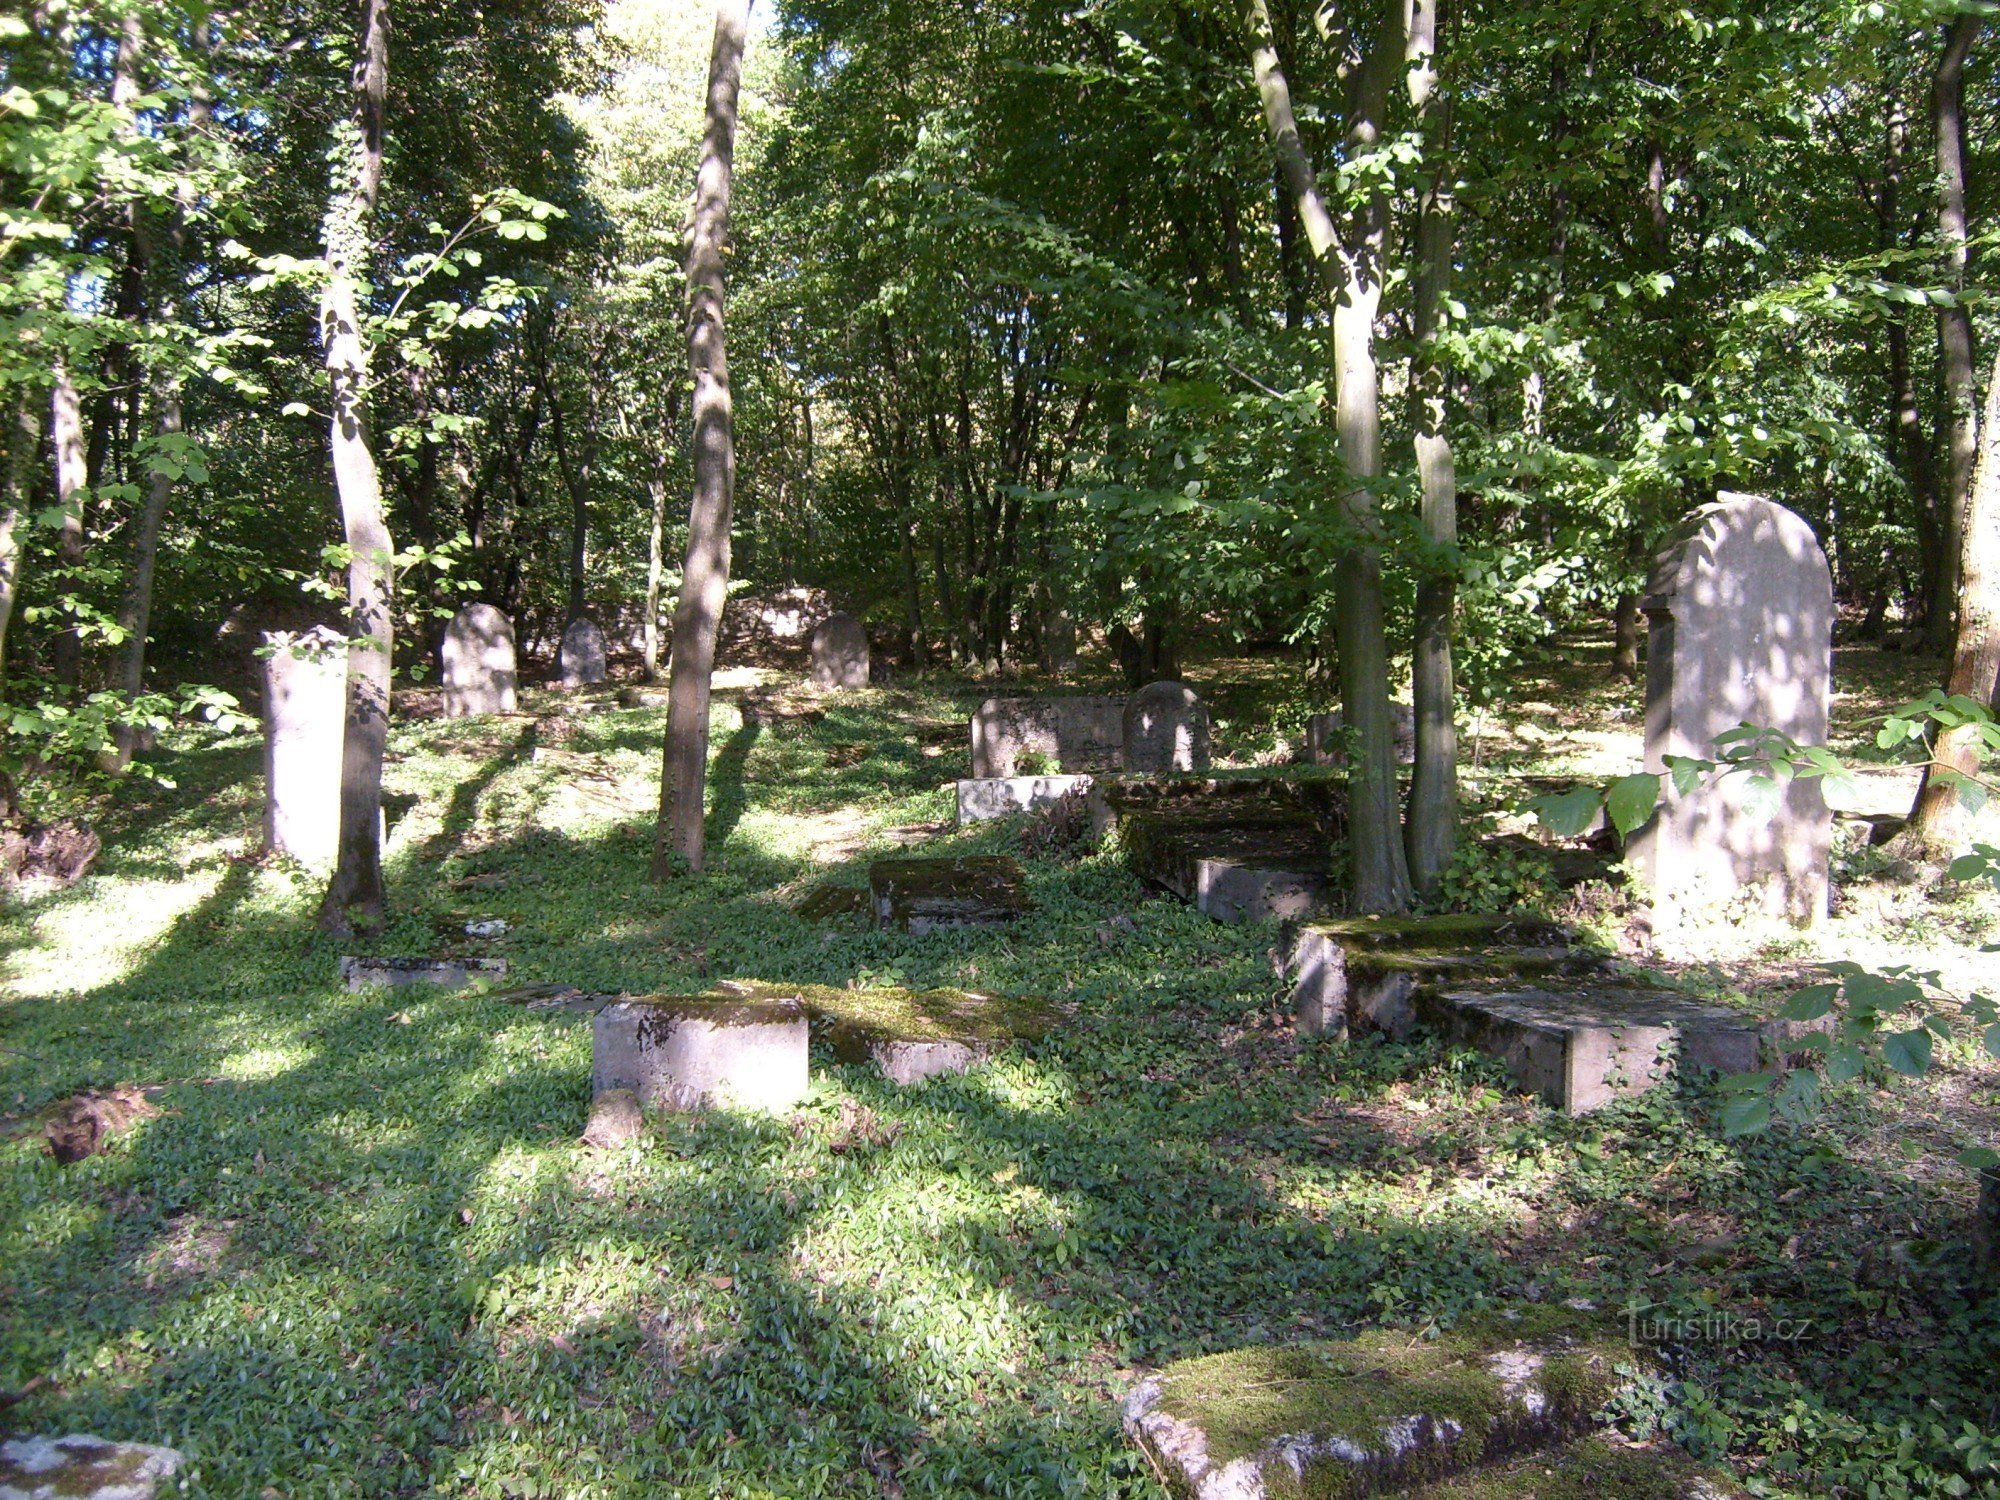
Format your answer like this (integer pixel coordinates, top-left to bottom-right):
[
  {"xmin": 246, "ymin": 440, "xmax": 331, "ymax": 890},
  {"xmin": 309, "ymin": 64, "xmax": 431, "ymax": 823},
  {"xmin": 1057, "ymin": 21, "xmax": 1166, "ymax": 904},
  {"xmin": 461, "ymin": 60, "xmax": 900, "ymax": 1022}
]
[
  {"xmin": 1404, "ymin": 1435, "xmax": 1747, "ymax": 1500},
  {"xmin": 717, "ymin": 978, "xmax": 1061, "ymax": 1045},
  {"xmin": 0, "ymin": 652, "xmax": 1994, "ymax": 1498}
]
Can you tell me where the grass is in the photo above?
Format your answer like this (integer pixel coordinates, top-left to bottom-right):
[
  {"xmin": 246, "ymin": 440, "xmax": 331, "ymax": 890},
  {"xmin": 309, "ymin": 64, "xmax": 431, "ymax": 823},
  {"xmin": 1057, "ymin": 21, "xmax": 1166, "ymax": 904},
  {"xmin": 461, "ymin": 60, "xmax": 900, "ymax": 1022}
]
[{"xmin": 0, "ymin": 655, "xmax": 1995, "ymax": 1498}]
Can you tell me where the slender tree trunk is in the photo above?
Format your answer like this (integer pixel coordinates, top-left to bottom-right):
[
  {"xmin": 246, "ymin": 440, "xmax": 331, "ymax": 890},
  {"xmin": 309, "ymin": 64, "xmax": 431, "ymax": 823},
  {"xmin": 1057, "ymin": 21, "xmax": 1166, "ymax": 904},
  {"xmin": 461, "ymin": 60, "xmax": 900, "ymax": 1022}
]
[
  {"xmin": 1245, "ymin": 0, "xmax": 1410, "ymax": 912},
  {"xmin": 652, "ymin": 0, "xmax": 748, "ymax": 878},
  {"xmin": 1929, "ymin": 13, "xmax": 1981, "ymax": 653},
  {"xmin": 1910, "ymin": 343, "xmax": 2000, "ymax": 845},
  {"xmin": 49, "ymin": 362, "xmax": 88, "ymax": 691},
  {"xmin": 549, "ymin": 377, "xmax": 592, "ymax": 624},
  {"xmin": 643, "ymin": 450, "xmax": 669, "ymax": 682},
  {"xmin": 1612, "ymin": 591, "xmax": 1641, "ymax": 678},
  {"xmin": 1404, "ymin": 0, "xmax": 1458, "ymax": 898},
  {"xmin": 0, "ymin": 398, "xmax": 34, "ymax": 686},
  {"xmin": 317, "ymin": 0, "xmax": 393, "ymax": 935}
]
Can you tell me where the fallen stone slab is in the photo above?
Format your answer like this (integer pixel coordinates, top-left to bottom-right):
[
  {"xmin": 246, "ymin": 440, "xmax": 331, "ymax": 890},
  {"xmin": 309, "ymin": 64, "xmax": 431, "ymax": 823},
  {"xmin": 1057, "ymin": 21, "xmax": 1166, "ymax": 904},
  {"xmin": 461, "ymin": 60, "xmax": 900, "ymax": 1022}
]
[
  {"xmin": 341, "ymin": 955, "xmax": 508, "ymax": 992},
  {"xmin": 956, "ymin": 774, "xmax": 1094, "ymax": 825},
  {"xmin": 593, "ymin": 990, "xmax": 809, "ymax": 1113},
  {"xmin": 1417, "ymin": 983, "xmax": 1761, "ymax": 1114},
  {"xmin": 1124, "ymin": 1310, "xmax": 1639, "ymax": 1500},
  {"xmin": 1406, "ymin": 1435, "xmax": 1748, "ymax": 1500},
  {"xmin": 870, "ymin": 855, "xmax": 1031, "ymax": 933},
  {"xmin": 0, "ymin": 1435, "xmax": 183, "ymax": 1500},
  {"xmin": 795, "ymin": 884, "xmax": 872, "ymax": 921},
  {"xmin": 1087, "ymin": 772, "xmax": 1346, "ymax": 845},
  {"xmin": 1290, "ymin": 914, "xmax": 1586, "ymax": 1040},
  {"xmin": 971, "ymin": 696, "xmax": 1126, "ymax": 777},
  {"xmin": 1124, "ymin": 815, "xmax": 1332, "ymax": 923},
  {"xmin": 795, "ymin": 980, "xmax": 1060, "ymax": 1085}
]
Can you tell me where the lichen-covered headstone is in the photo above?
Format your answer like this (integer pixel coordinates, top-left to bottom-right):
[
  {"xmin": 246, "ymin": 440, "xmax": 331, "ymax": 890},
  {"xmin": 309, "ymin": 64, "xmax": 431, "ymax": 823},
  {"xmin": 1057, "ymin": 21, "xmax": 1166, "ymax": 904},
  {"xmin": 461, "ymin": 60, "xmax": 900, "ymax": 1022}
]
[
  {"xmin": 593, "ymin": 992, "xmax": 809, "ymax": 1113},
  {"xmin": 0, "ymin": 1434, "xmax": 183, "ymax": 1500},
  {"xmin": 441, "ymin": 603, "xmax": 518, "ymax": 717},
  {"xmin": 262, "ymin": 626, "xmax": 347, "ymax": 867},
  {"xmin": 970, "ymin": 696, "xmax": 1126, "ymax": 777},
  {"xmin": 1121, "ymin": 680, "xmax": 1211, "ymax": 771},
  {"xmin": 1628, "ymin": 493, "xmax": 1833, "ymax": 926},
  {"xmin": 557, "ymin": 617, "xmax": 608, "ymax": 687},
  {"xmin": 809, "ymin": 611, "xmax": 870, "ymax": 689}
]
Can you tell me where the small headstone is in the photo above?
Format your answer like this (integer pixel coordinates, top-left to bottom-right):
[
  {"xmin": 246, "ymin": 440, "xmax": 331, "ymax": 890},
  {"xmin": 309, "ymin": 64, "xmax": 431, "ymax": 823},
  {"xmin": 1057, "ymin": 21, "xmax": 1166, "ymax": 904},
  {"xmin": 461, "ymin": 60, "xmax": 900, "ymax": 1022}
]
[
  {"xmin": 441, "ymin": 603, "xmax": 519, "ymax": 717},
  {"xmin": 870, "ymin": 855, "xmax": 1031, "ymax": 932},
  {"xmin": 340, "ymin": 956, "xmax": 507, "ymax": 992},
  {"xmin": 809, "ymin": 612, "xmax": 870, "ymax": 688},
  {"xmin": 970, "ymin": 696, "xmax": 1126, "ymax": 777},
  {"xmin": 0, "ymin": 1434, "xmax": 183, "ymax": 1500},
  {"xmin": 1305, "ymin": 701, "xmax": 1416, "ymax": 766},
  {"xmin": 261, "ymin": 627, "xmax": 347, "ymax": 867},
  {"xmin": 557, "ymin": 617, "xmax": 607, "ymax": 687},
  {"xmin": 1121, "ymin": 681, "xmax": 1211, "ymax": 771},
  {"xmin": 1628, "ymin": 493, "xmax": 1834, "ymax": 926},
  {"xmin": 593, "ymin": 992, "xmax": 809, "ymax": 1113}
]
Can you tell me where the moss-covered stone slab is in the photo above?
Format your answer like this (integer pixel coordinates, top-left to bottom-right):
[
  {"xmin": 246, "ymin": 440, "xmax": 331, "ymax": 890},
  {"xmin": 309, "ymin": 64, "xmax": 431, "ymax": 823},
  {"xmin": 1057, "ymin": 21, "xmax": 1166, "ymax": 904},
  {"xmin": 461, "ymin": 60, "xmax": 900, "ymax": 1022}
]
[
  {"xmin": 714, "ymin": 978, "xmax": 1059, "ymax": 1085},
  {"xmin": 1289, "ymin": 916, "xmax": 1589, "ymax": 1039},
  {"xmin": 592, "ymin": 991, "xmax": 809, "ymax": 1113},
  {"xmin": 1125, "ymin": 815, "xmax": 1333, "ymax": 924},
  {"xmin": 1123, "ymin": 1312, "xmax": 1641, "ymax": 1500},
  {"xmin": 795, "ymin": 884, "xmax": 872, "ymax": 921},
  {"xmin": 1404, "ymin": 1436, "xmax": 1747, "ymax": 1500},
  {"xmin": 956, "ymin": 774, "xmax": 1095, "ymax": 825},
  {"xmin": 870, "ymin": 855, "xmax": 1031, "ymax": 933},
  {"xmin": 1088, "ymin": 772, "xmax": 1347, "ymax": 845},
  {"xmin": 0, "ymin": 1434, "xmax": 183, "ymax": 1500},
  {"xmin": 340, "ymin": 955, "xmax": 508, "ymax": 992}
]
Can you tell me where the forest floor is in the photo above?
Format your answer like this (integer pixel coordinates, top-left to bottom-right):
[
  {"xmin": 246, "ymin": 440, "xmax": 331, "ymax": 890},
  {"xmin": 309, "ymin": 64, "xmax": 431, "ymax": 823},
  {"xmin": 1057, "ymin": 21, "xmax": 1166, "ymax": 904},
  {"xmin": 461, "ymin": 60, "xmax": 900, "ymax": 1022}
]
[{"xmin": 0, "ymin": 642, "xmax": 1995, "ymax": 1498}]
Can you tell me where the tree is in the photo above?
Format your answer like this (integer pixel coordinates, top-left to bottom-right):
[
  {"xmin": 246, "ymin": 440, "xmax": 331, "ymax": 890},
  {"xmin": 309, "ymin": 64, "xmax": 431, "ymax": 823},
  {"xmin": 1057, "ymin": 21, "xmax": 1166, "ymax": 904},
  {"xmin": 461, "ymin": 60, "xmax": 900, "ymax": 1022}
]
[{"xmin": 652, "ymin": 0, "xmax": 750, "ymax": 877}]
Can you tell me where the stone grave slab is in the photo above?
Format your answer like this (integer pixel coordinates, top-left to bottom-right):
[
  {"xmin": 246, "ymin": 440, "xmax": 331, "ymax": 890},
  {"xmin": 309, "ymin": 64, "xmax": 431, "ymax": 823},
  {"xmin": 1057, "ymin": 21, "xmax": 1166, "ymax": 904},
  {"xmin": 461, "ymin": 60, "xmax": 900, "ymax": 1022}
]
[
  {"xmin": 1124, "ymin": 1311, "xmax": 1641, "ymax": 1500},
  {"xmin": 809, "ymin": 612, "xmax": 870, "ymax": 688},
  {"xmin": 441, "ymin": 603, "xmax": 519, "ymax": 717},
  {"xmin": 1629, "ymin": 493, "xmax": 1834, "ymax": 927},
  {"xmin": 0, "ymin": 1434, "xmax": 183, "ymax": 1500},
  {"xmin": 1122, "ymin": 680, "xmax": 1211, "ymax": 771},
  {"xmin": 1305, "ymin": 701, "xmax": 1416, "ymax": 766},
  {"xmin": 870, "ymin": 855, "xmax": 1031, "ymax": 933},
  {"xmin": 261, "ymin": 626, "xmax": 347, "ymax": 867},
  {"xmin": 970, "ymin": 696, "xmax": 1126, "ymax": 777},
  {"xmin": 956, "ymin": 774, "xmax": 1094, "ymax": 825},
  {"xmin": 1416, "ymin": 983, "xmax": 1760, "ymax": 1114},
  {"xmin": 593, "ymin": 990, "xmax": 808, "ymax": 1113},
  {"xmin": 340, "ymin": 955, "xmax": 508, "ymax": 992},
  {"xmin": 557, "ymin": 617, "xmax": 608, "ymax": 687},
  {"xmin": 1406, "ymin": 1436, "xmax": 1748, "ymax": 1500},
  {"xmin": 1124, "ymin": 815, "xmax": 1332, "ymax": 924},
  {"xmin": 1087, "ymin": 772, "xmax": 1346, "ymax": 845}
]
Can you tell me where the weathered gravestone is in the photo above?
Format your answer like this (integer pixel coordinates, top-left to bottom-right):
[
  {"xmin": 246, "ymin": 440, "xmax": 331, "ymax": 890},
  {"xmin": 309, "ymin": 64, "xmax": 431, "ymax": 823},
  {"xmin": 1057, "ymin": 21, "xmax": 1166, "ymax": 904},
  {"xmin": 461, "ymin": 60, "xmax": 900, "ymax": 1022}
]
[
  {"xmin": 0, "ymin": 1434, "xmax": 184, "ymax": 1500},
  {"xmin": 441, "ymin": 603, "xmax": 519, "ymax": 717},
  {"xmin": 1305, "ymin": 701, "xmax": 1416, "ymax": 766},
  {"xmin": 262, "ymin": 627, "xmax": 347, "ymax": 867},
  {"xmin": 809, "ymin": 612, "xmax": 870, "ymax": 689},
  {"xmin": 593, "ymin": 990, "xmax": 809, "ymax": 1113},
  {"xmin": 557, "ymin": 617, "xmax": 607, "ymax": 687},
  {"xmin": 1122, "ymin": 680, "xmax": 1211, "ymax": 771},
  {"xmin": 970, "ymin": 695, "xmax": 1127, "ymax": 777},
  {"xmin": 1628, "ymin": 493, "xmax": 1833, "ymax": 927}
]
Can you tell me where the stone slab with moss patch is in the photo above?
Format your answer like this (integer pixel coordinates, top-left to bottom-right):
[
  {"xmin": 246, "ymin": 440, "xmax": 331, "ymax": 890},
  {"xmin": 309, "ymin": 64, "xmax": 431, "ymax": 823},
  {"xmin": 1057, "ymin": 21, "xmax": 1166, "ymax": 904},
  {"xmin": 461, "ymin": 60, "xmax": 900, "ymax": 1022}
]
[
  {"xmin": 0, "ymin": 1434, "xmax": 183, "ymax": 1500},
  {"xmin": 795, "ymin": 884, "xmax": 872, "ymax": 921},
  {"xmin": 1124, "ymin": 815, "xmax": 1334, "ymax": 924},
  {"xmin": 1123, "ymin": 1311, "xmax": 1644, "ymax": 1500},
  {"xmin": 1088, "ymin": 771, "xmax": 1347, "ymax": 845},
  {"xmin": 1404, "ymin": 1435, "xmax": 1747, "ymax": 1500},
  {"xmin": 870, "ymin": 855, "xmax": 1032, "ymax": 933},
  {"xmin": 956, "ymin": 774, "xmax": 1095, "ymax": 825},
  {"xmin": 340, "ymin": 955, "xmax": 508, "ymax": 992},
  {"xmin": 592, "ymin": 991, "xmax": 809, "ymax": 1113}
]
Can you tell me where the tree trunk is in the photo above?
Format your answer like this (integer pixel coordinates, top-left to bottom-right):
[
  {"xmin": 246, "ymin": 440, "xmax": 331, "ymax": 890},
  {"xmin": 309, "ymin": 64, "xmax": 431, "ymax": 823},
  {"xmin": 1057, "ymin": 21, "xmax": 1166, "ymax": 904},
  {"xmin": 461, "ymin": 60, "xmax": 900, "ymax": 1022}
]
[
  {"xmin": 1612, "ymin": 591, "xmax": 1641, "ymax": 679},
  {"xmin": 642, "ymin": 450, "xmax": 669, "ymax": 682},
  {"xmin": 49, "ymin": 362, "xmax": 88, "ymax": 691},
  {"xmin": 316, "ymin": 0, "xmax": 393, "ymax": 936},
  {"xmin": 0, "ymin": 398, "xmax": 34, "ymax": 686},
  {"xmin": 1245, "ymin": 0, "xmax": 1410, "ymax": 912},
  {"xmin": 651, "ymin": 0, "xmax": 748, "ymax": 878},
  {"xmin": 550, "ymin": 377, "xmax": 593, "ymax": 624},
  {"xmin": 1928, "ymin": 14, "xmax": 1981, "ymax": 652},
  {"xmin": 1910, "ymin": 342, "xmax": 2000, "ymax": 845}
]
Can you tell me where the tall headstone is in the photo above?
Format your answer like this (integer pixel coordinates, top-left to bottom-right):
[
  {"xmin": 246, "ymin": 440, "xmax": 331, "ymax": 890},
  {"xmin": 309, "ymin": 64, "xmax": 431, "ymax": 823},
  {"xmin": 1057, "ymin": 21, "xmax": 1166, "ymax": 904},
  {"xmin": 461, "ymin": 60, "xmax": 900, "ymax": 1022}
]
[
  {"xmin": 1305, "ymin": 702, "xmax": 1416, "ymax": 766},
  {"xmin": 262, "ymin": 627, "xmax": 347, "ymax": 867},
  {"xmin": 1122, "ymin": 681, "xmax": 1211, "ymax": 772},
  {"xmin": 809, "ymin": 611, "xmax": 870, "ymax": 689},
  {"xmin": 558, "ymin": 617, "xmax": 608, "ymax": 687},
  {"xmin": 1629, "ymin": 493, "xmax": 1834, "ymax": 927},
  {"xmin": 971, "ymin": 696, "xmax": 1126, "ymax": 777},
  {"xmin": 441, "ymin": 603, "xmax": 518, "ymax": 717}
]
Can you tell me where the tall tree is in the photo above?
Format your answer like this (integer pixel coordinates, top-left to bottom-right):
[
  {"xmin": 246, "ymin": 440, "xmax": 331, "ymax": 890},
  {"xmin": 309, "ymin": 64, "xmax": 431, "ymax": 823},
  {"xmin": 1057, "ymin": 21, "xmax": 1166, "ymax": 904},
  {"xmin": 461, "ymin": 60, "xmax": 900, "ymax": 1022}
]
[
  {"xmin": 317, "ymin": 0, "xmax": 395, "ymax": 934},
  {"xmin": 1927, "ymin": 10, "xmax": 1980, "ymax": 652},
  {"xmin": 652, "ymin": 0, "xmax": 749, "ymax": 877}
]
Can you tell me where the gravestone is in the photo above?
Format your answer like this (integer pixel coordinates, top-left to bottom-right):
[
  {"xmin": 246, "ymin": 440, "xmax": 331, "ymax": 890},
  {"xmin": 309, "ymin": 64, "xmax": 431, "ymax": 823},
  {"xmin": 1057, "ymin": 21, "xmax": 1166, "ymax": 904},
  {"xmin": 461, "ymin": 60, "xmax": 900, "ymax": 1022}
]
[
  {"xmin": 557, "ymin": 617, "xmax": 607, "ymax": 687},
  {"xmin": 262, "ymin": 627, "xmax": 347, "ymax": 867},
  {"xmin": 1121, "ymin": 680, "xmax": 1211, "ymax": 771},
  {"xmin": 0, "ymin": 1434, "xmax": 183, "ymax": 1500},
  {"xmin": 870, "ymin": 855, "xmax": 1031, "ymax": 932},
  {"xmin": 593, "ymin": 992, "xmax": 808, "ymax": 1113},
  {"xmin": 1628, "ymin": 493, "xmax": 1834, "ymax": 927},
  {"xmin": 970, "ymin": 696, "xmax": 1126, "ymax": 777},
  {"xmin": 441, "ymin": 603, "xmax": 518, "ymax": 717},
  {"xmin": 809, "ymin": 612, "xmax": 870, "ymax": 689},
  {"xmin": 1305, "ymin": 701, "xmax": 1416, "ymax": 766}
]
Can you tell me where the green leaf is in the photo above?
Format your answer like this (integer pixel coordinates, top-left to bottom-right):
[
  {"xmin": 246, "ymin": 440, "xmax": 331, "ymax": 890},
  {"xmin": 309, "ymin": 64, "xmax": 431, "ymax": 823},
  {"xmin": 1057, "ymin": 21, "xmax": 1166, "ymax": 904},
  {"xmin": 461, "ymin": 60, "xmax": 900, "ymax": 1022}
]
[
  {"xmin": 1882, "ymin": 1028, "xmax": 1934, "ymax": 1077},
  {"xmin": 1605, "ymin": 773, "xmax": 1661, "ymax": 837},
  {"xmin": 1958, "ymin": 1148, "xmax": 2000, "ymax": 1171},
  {"xmin": 1826, "ymin": 1043, "xmax": 1867, "ymax": 1083},
  {"xmin": 1780, "ymin": 983, "xmax": 1838, "ymax": 1022},
  {"xmin": 1719, "ymin": 1093, "xmax": 1772, "ymax": 1136},
  {"xmin": 1529, "ymin": 787, "xmax": 1603, "ymax": 839},
  {"xmin": 1984, "ymin": 1023, "xmax": 2000, "ymax": 1059}
]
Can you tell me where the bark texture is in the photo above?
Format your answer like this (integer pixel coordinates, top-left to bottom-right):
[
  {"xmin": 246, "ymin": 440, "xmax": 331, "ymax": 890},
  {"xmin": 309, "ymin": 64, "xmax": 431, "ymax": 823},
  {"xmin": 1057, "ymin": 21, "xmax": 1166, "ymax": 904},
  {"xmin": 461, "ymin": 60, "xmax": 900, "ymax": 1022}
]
[{"xmin": 1928, "ymin": 13, "xmax": 1981, "ymax": 652}]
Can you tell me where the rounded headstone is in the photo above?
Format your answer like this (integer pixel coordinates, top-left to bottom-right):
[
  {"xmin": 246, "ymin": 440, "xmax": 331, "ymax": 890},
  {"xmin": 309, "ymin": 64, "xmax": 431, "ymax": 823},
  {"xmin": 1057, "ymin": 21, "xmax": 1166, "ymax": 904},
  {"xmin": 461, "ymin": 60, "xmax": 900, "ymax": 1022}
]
[
  {"xmin": 1122, "ymin": 681, "xmax": 1211, "ymax": 772},
  {"xmin": 809, "ymin": 611, "xmax": 870, "ymax": 689},
  {"xmin": 1629, "ymin": 492, "xmax": 1834, "ymax": 927},
  {"xmin": 441, "ymin": 603, "xmax": 518, "ymax": 717},
  {"xmin": 558, "ymin": 616, "xmax": 608, "ymax": 688},
  {"xmin": 262, "ymin": 627, "xmax": 347, "ymax": 867},
  {"xmin": 592, "ymin": 994, "xmax": 809, "ymax": 1113}
]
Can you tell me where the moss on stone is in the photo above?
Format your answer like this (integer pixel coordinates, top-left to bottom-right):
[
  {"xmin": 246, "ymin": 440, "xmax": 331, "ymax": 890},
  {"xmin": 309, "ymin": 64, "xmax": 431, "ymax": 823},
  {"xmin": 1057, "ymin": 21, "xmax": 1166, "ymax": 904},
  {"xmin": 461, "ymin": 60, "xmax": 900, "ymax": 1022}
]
[
  {"xmin": 712, "ymin": 978, "xmax": 1059, "ymax": 1045},
  {"xmin": 1405, "ymin": 1436, "xmax": 1747, "ymax": 1500},
  {"xmin": 626, "ymin": 991, "xmax": 809, "ymax": 1030},
  {"xmin": 1303, "ymin": 914, "xmax": 1574, "ymax": 952}
]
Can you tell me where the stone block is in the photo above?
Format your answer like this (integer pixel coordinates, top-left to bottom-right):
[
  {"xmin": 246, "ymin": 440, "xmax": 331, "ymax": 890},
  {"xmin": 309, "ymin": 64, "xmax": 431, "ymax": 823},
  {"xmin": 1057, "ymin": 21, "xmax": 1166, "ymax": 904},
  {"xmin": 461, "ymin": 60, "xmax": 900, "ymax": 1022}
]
[
  {"xmin": 970, "ymin": 696, "xmax": 1126, "ymax": 777},
  {"xmin": 441, "ymin": 603, "xmax": 519, "ymax": 717},
  {"xmin": 1087, "ymin": 772, "xmax": 1346, "ymax": 844},
  {"xmin": 808, "ymin": 981, "xmax": 1059, "ymax": 1085},
  {"xmin": 1122, "ymin": 680, "xmax": 1211, "ymax": 771},
  {"xmin": 870, "ymin": 855, "xmax": 1031, "ymax": 933},
  {"xmin": 557, "ymin": 617, "xmax": 608, "ymax": 687},
  {"xmin": 261, "ymin": 626, "xmax": 347, "ymax": 867},
  {"xmin": 340, "ymin": 955, "xmax": 507, "ymax": 992},
  {"xmin": 1305, "ymin": 702, "xmax": 1416, "ymax": 766},
  {"xmin": 592, "ymin": 992, "xmax": 809, "ymax": 1113},
  {"xmin": 1123, "ymin": 815, "xmax": 1330, "ymax": 924},
  {"xmin": 0, "ymin": 1435, "xmax": 183, "ymax": 1500},
  {"xmin": 1406, "ymin": 1435, "xmax": 1749, "ymax": 1500},
  {"xmin": 809, "ymin": 612, "xmax": 870, "ymax": 689},
  {"xmin": 1288, "ymin": 915, "xmax": 1584, "ymax": 1039},
  {"xmin": 955, "ymin": 774, "xmax": 1095, "ymax": 825}
]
